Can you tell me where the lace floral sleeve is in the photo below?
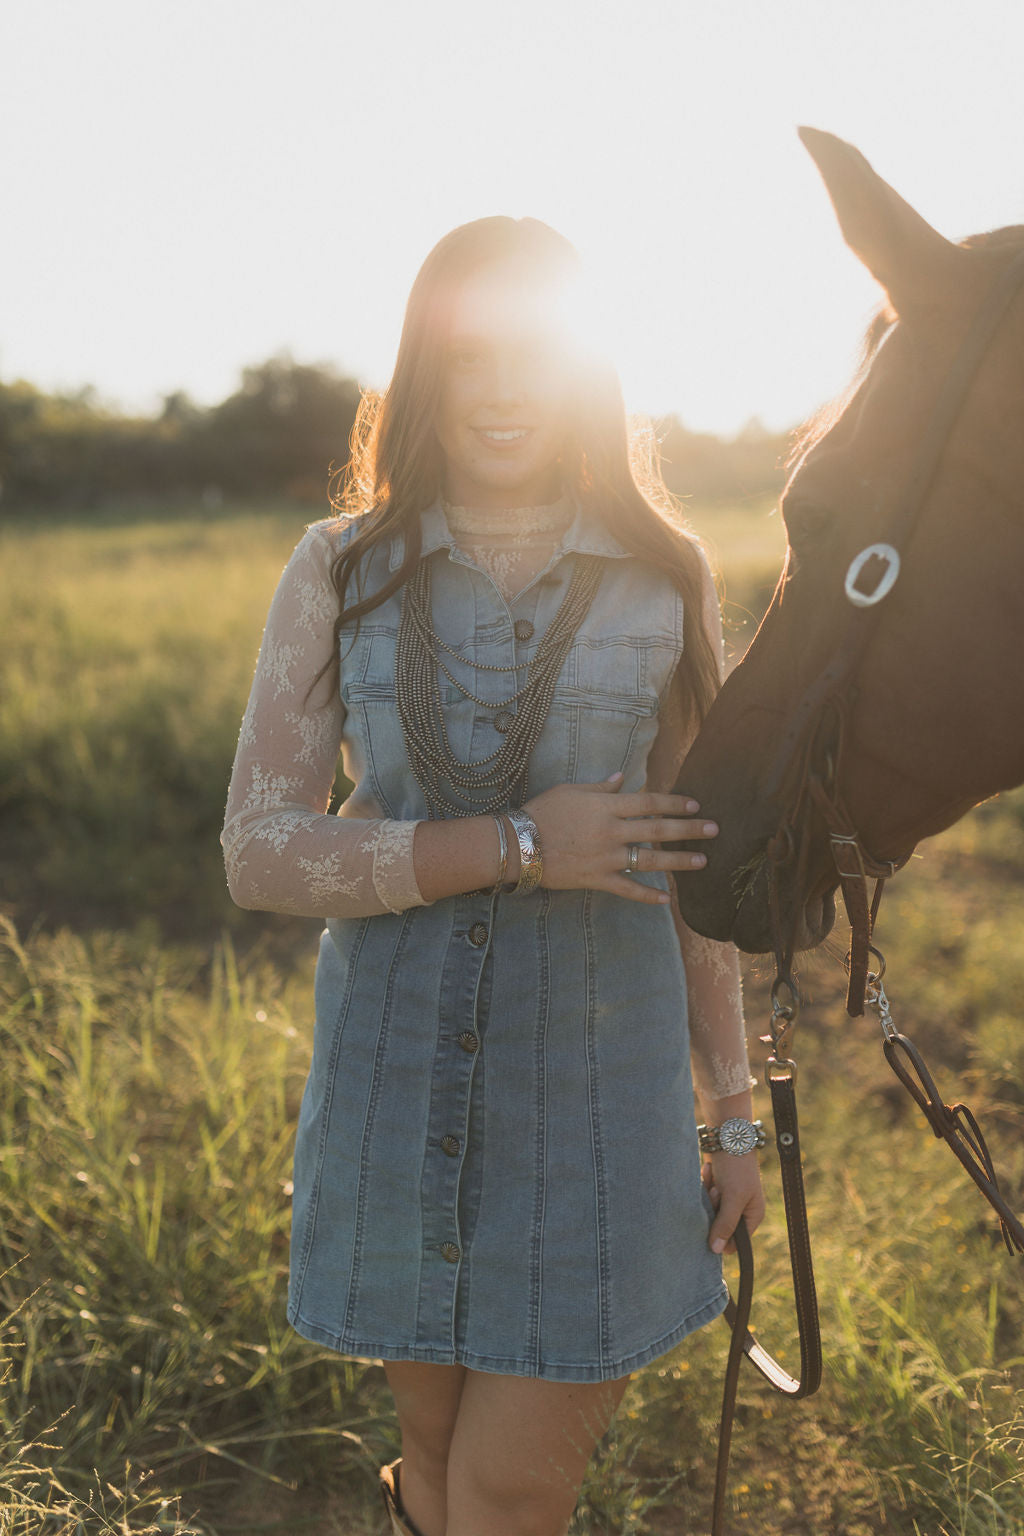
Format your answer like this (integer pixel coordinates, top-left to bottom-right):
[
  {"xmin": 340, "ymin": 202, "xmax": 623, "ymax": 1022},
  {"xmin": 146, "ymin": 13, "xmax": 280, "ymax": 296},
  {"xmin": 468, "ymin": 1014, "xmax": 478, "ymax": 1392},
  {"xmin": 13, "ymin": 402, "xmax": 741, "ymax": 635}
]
[
  {"xmin": 646, "ymin": 559, "xmax": 755, "ymax": 1106},
  {"xmin": 221, "ymin": 523, "xmax": 428, "ymax": 919}
]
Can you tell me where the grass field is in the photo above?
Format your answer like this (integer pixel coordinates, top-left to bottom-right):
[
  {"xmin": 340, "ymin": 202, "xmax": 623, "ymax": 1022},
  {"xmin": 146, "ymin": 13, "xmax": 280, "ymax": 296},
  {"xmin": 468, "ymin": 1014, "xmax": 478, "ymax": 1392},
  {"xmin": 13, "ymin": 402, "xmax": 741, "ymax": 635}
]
[{"xmin": 1, "ymin": 500, "xmax": 1021, "ymax": 1535}]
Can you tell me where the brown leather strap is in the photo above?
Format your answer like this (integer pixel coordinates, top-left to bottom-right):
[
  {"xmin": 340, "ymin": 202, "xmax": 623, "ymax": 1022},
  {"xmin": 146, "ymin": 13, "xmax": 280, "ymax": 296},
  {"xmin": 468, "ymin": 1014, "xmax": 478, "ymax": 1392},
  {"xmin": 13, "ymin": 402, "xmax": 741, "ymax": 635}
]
[
  {"xmin": 804, "ymin": 773, "xmax": 898, "ymax": 1016},
  {"xmin": 883, "ymin": 1031, "xmax": 1024, "ymax": 1254},
  {"xmin": 723, "ymin": 1070, "xmax": 823, "ymax": 1396},
  {"xmin": 711, "ymin": 1071, "xmax": 822, "ymax": 1536},
  {"xmin": 711, "ymin": 1216, "xmax": 753, "ymax": 1536}
]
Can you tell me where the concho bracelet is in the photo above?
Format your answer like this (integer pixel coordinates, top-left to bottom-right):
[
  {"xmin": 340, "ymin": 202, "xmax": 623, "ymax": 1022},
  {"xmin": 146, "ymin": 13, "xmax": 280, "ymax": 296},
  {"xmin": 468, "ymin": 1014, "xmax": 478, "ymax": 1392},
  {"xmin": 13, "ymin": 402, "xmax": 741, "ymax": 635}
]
[
  {"xmin": 505, "ymin": 809, "xmax": 543, "ymax": 895},
  {"xmin": 697, "ymin": 1118, "xmax": 767, "ymax": 1157}
]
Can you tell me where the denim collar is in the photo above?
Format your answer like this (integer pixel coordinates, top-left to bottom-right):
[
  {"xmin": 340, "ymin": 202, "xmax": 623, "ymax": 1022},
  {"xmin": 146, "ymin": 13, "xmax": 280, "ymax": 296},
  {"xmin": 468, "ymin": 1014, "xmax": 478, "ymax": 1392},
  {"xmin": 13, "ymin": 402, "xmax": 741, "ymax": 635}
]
[{"xmin": 386, "ymin": 498, "xmax": 634, "ymax": 572}]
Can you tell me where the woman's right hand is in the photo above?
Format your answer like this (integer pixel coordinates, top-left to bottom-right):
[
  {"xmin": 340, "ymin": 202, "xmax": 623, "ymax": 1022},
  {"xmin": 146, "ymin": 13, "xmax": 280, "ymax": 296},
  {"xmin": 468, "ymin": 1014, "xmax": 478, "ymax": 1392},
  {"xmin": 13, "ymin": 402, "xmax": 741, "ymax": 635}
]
[{"xmin": 522, "ymin": 773, "xmax": 719, "ymax": 905}]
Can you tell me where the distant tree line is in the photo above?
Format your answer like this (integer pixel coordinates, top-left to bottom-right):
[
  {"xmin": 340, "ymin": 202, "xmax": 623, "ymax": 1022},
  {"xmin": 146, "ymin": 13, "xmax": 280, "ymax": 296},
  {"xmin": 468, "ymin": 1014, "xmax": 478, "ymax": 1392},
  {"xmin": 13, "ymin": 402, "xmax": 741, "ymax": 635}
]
[{"xmin": 0, "ymin": 354, "xmax": 791, "ymax": 511}]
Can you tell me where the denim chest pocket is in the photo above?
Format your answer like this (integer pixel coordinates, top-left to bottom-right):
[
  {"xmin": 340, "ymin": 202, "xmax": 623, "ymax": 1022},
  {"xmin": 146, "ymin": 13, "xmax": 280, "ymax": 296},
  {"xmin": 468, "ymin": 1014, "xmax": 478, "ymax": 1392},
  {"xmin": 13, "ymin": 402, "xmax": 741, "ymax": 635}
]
[
  {"xmin": 343, "ymin": 625, "xmax": 505, "ymax": 715},
  {"xmin": 543, "ymin": 630, "xmax": 677, "ymax": 787}
]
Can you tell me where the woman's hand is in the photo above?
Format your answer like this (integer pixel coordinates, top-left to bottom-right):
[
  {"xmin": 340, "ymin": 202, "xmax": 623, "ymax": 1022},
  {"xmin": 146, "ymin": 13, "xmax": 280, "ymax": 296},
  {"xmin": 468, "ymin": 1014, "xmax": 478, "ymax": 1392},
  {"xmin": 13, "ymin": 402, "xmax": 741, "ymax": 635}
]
[
  {"xmin": 703, "ymin": 1152, "xmax": 766, "ymax": 1256},
  {"xmin": 522, "ymin": 772, "xmax": 718, "ymax": 906}
]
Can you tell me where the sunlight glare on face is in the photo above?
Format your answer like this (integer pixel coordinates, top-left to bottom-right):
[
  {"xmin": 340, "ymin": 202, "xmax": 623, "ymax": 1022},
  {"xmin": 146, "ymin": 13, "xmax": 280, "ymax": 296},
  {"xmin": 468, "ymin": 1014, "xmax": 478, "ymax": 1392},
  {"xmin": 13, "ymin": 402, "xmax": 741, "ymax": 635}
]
[{"xmin": 434, "ymin": 259, "xmax": 602, "ymax": 510}]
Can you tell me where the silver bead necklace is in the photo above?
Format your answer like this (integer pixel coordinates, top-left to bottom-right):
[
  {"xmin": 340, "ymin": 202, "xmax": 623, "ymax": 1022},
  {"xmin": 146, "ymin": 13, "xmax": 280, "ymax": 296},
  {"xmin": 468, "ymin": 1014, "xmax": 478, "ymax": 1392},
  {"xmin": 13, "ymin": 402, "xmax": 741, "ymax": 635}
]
[{"xmin": 396, "ymin": 553, "xmax": 604, "ymax": 816}]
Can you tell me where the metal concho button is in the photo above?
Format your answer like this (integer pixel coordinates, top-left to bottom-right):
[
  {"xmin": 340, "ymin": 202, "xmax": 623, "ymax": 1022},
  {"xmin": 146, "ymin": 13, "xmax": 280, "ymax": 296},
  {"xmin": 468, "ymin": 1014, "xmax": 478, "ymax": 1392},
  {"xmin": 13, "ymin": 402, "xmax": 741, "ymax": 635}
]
[
  {"xmin": 457, "ymin": 1031, "xmax": 479, "ymax": 1053},
  {"xmin": 513, "ymin": 619, "xmax": 534, "ymax": 642},
  {"xmin": 440, "ymin": 1135, "xmax": 460, "ymax": 1157},
  {"xmin": 440, "ymin": 1241, "xmax": 461, "ymax": 1264},
  {"xmin": 468, "ymin": 922, "xmax": 489, "ymax": 947},
  {"xmin": 493, "ymin": 709, "xmax": 514, "ymax": 734}
]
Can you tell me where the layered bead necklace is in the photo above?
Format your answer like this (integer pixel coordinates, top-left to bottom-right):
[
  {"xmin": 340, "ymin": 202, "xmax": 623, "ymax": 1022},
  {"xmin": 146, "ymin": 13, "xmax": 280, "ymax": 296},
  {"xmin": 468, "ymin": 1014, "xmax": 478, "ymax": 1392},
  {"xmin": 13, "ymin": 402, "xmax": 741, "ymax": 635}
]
[{"xmin": 395, "ymin": 511, "xmax": 604, "ymax": 817}]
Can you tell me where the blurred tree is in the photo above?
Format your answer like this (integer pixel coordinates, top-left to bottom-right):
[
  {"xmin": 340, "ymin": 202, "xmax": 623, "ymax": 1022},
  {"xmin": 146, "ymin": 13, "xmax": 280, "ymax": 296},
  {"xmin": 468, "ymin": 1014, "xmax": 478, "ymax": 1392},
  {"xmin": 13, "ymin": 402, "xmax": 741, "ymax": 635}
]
[
  {"xmin": 656, "ymin": 413, "xmax": 789, "ymax": 504},
  {"xmin": 0, "ymin": 356, "xmax": 361, "ymax": 511},
  {"xmin": 193, "ymin": 354, "xmax": 360, "ymax": 501}
]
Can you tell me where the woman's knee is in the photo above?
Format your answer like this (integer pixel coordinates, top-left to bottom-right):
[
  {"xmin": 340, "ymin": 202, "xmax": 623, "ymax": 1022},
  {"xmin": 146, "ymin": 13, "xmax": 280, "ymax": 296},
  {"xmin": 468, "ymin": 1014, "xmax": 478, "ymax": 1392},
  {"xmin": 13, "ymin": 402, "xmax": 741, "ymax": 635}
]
[
  {"xmin": 447, "ymin": 1465, "xmax": 579, "ymax": 1536},
  {"xmin": 445, "ymin": 1372, "xmax": 628, "ymax": 1536},
  {"xmin": 384, "ymin": 1361, "xmax": 466, "ymax": 1466}
]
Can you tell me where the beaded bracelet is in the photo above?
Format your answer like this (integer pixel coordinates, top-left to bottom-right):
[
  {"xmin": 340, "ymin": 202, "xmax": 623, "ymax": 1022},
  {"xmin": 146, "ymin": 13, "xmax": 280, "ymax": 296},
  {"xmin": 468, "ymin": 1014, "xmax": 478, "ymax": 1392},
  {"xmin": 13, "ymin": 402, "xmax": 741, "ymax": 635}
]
[{"xmin": 505, "ymin": 809, "xmax": 543, "ymax": 895}]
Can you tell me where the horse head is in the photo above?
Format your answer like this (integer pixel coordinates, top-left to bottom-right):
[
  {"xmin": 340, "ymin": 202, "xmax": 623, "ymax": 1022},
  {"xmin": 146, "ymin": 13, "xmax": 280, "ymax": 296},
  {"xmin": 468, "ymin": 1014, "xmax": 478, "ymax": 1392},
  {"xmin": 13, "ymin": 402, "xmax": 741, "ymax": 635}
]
[{"xmin": 674, "ymin": 128, "xmax": 1024, "ymax": 962}]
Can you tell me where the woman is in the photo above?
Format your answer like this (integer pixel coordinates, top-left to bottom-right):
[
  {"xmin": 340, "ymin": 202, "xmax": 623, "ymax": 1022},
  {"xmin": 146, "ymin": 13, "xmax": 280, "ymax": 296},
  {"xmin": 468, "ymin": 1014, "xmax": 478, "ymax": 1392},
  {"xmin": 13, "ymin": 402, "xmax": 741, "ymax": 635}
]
[{"xmin": 222, "ymin": 216, "xmax": 764, "ymax": 1536}]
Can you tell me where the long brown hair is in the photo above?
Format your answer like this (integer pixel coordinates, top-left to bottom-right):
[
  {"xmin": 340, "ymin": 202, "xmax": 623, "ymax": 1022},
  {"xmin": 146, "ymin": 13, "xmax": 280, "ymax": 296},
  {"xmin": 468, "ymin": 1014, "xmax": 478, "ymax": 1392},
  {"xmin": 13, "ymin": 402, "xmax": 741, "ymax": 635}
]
[{"xmin": 320, "ymin": 216, "xmax": 721, "ymax": 730}]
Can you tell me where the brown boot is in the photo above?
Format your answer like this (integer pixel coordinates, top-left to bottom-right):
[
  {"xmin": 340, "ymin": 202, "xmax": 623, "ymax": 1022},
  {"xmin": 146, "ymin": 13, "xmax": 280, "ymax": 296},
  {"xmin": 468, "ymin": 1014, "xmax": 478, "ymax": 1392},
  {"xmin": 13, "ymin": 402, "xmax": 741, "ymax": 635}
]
[{"xmin": 379, "ymin": 1459, "xmax": 430, "ymax": 1536}]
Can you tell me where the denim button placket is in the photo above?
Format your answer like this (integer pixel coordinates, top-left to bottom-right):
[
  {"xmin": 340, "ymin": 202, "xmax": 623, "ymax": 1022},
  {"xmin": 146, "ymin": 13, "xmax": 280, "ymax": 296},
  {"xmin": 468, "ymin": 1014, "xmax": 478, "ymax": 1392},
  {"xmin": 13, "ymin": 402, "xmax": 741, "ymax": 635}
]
[{"xmin": 414, "ymin": 890, "xmax": 493, "ymax": 1341}]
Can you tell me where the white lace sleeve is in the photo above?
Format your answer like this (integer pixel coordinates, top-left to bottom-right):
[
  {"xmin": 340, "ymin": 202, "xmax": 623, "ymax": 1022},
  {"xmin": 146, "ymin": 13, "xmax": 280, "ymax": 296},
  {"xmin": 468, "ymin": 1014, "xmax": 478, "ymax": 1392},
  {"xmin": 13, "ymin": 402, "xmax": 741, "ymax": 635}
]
[
  {"xmin": 221, "ymin": 523, "xmax": 428, "ymax": 918},
  {"xmin": 646, "ymin": 556, "xmax": 754, "ymax": 1105}
]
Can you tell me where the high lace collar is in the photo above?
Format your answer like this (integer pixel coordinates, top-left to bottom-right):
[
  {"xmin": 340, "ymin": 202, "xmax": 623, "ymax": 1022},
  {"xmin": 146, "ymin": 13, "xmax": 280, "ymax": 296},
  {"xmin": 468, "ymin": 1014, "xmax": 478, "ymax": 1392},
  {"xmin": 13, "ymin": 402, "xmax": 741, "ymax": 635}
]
[{"xmin": 441, "ymin": 495, "xmax": 574, "ymax": 541}]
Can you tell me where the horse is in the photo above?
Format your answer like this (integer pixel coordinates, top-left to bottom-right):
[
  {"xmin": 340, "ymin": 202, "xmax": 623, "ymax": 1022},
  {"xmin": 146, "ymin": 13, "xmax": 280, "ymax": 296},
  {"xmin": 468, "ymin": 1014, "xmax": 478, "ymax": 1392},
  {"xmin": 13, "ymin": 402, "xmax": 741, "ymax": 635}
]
[
  {"xmin": 673, "ymin": 140, "xmax": 1024, "ymax": 1517},
  {"xmin": 673, "ymin": 128, "xmax": 1024, "ymax": 985}
]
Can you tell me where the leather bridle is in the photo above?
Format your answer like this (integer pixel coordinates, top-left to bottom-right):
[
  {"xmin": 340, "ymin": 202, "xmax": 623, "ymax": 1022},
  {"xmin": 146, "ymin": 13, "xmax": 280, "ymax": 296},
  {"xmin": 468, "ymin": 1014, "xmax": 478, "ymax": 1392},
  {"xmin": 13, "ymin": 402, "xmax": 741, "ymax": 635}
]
[
  {"xmin": 765, "ymin": 241, "xmax": 1024, "ymax": 1020},
  {"xmin": 711, "ymin": 244, "xmax": 1024, "ymax": 1536}
]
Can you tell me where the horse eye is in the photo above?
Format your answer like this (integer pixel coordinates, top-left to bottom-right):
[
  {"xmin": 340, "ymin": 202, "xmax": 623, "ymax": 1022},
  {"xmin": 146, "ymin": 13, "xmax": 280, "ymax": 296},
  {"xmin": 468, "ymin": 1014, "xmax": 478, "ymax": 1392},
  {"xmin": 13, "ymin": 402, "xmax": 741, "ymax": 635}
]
[{"xmin": 782, "ymin": 497, "xmax": 830, "ymax": 545}]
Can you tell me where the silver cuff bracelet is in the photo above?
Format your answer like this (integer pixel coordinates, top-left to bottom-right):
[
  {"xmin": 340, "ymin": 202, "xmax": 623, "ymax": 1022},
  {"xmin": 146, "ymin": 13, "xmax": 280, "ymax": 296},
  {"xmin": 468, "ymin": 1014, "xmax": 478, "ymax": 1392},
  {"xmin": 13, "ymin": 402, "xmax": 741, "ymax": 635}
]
[
  {"xmin": 506, "ymin": 809, "xmax": 543, "ymax": 895},
  {"xmin": 492, "ymin": 813, "xmax": 509, "ymax": 892}
]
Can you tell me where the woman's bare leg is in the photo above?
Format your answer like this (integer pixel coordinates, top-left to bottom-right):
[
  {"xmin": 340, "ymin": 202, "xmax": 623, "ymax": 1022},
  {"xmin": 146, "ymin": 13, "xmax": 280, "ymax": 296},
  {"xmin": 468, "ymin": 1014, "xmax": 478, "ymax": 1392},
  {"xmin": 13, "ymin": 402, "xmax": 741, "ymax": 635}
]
[
  {"xmin": 383, "ymin": 1361, "xmax": 467, "ymax": 1536},
  {"xmin": 445, "ymin": 1371, "xmax": 631, "ymax": 1536}
]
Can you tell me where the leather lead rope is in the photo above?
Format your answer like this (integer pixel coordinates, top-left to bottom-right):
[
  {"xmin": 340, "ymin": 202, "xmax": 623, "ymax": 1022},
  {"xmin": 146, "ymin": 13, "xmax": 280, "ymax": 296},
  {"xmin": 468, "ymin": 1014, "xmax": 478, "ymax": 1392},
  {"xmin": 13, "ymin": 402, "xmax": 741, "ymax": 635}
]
[
  {"xmin": 866, "ymin": 966, "xmax": 1024, "ymax": 1255},
  {"xmin": 886, "ymin": 1034, "xmax": 1024, "ymax": 1255},
  {"xmin": 711, "ymin": 985, "xmax": 822, "ymax": 1536},
  {"xmin": 711, "ymin": 954, "xmax": 1024, "ymax": 1536}
]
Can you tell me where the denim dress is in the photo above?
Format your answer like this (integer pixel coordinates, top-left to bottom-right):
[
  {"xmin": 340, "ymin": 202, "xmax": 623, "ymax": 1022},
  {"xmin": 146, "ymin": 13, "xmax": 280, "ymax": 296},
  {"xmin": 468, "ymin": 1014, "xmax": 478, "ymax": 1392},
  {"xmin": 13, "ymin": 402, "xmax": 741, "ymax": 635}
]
[{"xmin": 286, "ymin": 500, "xmax": 727, "ymax": 1382}]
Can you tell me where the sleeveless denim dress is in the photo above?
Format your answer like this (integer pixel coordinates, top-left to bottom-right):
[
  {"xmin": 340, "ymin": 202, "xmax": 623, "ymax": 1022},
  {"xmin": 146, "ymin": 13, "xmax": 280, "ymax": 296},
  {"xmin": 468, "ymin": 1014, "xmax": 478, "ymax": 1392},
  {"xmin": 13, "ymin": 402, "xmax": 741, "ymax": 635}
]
[{"xmin": 286, "ymin": 500, "xmax": 727, "ymax": 1382}]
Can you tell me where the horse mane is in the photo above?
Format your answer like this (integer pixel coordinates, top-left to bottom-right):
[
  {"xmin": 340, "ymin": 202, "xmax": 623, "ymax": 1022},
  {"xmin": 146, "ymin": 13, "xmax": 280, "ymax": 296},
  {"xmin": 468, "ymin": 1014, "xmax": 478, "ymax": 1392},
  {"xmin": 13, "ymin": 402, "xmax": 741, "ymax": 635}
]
[{"xmin": 785, "ymin": 223, "xmax": 1024, "ymax": 476}]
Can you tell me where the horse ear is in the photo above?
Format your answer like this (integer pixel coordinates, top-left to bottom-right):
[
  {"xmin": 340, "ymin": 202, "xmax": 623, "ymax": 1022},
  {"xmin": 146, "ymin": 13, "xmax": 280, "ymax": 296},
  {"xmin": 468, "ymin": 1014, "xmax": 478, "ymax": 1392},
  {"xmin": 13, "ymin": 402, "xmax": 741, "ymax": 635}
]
[{"xmin": 797, "ymin": 126, "xmax": 965, "ymax": 316}]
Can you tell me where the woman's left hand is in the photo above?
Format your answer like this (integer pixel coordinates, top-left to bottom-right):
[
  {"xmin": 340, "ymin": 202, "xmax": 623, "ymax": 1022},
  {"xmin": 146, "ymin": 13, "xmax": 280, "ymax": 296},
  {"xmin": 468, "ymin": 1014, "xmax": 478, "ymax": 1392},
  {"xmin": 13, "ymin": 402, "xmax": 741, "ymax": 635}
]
[{"xmin": 703, "ymin": 1152, "xmax": 766, "ymax": 1256}]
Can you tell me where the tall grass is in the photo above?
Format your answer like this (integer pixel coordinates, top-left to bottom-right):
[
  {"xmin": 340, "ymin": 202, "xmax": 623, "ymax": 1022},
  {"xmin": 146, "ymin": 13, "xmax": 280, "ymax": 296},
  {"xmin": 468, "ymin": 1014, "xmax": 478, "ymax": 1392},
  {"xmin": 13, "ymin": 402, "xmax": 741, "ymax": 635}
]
[
  {"xmin": 0, "ymin": 919, "xmax": 391, "ymax": 1533},
  {"xmin": 2, "ymin": 900, "xmax": 1020, "ymax": 1534},
  {"xmin": 0, "ymin": 505, "xmax": 313, "ymax": 940},
  {"xmin": 2, "ymin": 500, "xmax": 1022, "ymax": 1532}
]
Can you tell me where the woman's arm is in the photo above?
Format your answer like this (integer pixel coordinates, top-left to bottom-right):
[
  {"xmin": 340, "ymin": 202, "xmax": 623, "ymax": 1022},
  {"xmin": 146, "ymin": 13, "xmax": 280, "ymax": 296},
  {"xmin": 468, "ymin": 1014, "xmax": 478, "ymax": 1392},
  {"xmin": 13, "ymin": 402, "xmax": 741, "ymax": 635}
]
[
  {"xmin": 646, "ymin": 555, "xmax": 765, "ymax": 1251},
  {"xmin": 222, "ymin": 524, "xmax": 432, "ymax": 918}
]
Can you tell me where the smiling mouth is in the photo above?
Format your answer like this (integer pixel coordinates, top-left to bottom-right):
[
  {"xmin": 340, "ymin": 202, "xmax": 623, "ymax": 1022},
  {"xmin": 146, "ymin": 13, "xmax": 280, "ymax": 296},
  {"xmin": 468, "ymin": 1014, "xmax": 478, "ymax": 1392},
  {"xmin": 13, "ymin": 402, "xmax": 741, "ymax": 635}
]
[{"xmin": 476, "ymin": 427, "xmax": 530, "ymax": 443}]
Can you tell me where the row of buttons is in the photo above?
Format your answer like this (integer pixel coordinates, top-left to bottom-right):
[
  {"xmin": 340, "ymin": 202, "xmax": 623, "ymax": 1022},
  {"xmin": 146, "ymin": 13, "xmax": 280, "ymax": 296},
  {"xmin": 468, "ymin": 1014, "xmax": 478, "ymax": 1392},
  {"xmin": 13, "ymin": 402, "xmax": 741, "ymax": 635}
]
[
  {"xmin": 490, "ymin": 623, "xmax": 532, "ymax": 736},
  {"xmin": 495, "ymin": 624, "xmax": 531, "ymax": 735},
  {"xmin": 436, "ymin": 980, "xmax": 482, "ymax": 1265}
]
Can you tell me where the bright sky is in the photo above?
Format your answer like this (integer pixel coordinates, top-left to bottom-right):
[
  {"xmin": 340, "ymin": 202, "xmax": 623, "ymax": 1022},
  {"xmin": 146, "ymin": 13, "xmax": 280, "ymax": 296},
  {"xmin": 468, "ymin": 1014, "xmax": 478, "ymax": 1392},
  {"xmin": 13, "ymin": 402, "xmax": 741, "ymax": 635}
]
[{"xmin": 3, "ymin": 0, "xmax": 1022, "ymax": 435}]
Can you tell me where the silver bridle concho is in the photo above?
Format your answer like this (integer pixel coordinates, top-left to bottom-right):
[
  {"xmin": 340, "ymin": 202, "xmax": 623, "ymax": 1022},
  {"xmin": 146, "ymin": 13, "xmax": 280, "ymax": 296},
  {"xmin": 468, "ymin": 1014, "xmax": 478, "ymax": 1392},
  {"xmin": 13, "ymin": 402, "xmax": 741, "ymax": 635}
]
[{"xmin": 844, "ymin": 543, "xmax": 901, "ymax": 608}]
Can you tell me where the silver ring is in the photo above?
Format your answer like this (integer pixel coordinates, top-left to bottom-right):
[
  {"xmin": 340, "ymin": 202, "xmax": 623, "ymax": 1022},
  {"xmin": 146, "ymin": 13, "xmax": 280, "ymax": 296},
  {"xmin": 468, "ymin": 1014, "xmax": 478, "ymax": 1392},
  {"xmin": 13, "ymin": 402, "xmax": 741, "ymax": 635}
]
[{"xmin": 627, "ymin": 844, "xmax": 640, "ymax": 873}]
